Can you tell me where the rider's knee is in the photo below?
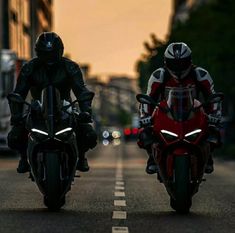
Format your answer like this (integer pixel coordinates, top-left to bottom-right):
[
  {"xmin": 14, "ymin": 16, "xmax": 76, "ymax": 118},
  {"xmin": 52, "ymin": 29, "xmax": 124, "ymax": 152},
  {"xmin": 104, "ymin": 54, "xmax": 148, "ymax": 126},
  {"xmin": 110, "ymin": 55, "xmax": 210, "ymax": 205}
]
[
  {"xmin": 207, "ymin": 126, "xmax": 222, "ymax": 148},
  {"xmin": 76, "ymin": 124, "xmax": 97, "ymax": 151},
  {"xmin": 7, "ymin": 126, "xmax": 28, "ymax": 151},
  {"xmin": 137, "ymin": 127, "xmax": 154, "ymax": 149}
]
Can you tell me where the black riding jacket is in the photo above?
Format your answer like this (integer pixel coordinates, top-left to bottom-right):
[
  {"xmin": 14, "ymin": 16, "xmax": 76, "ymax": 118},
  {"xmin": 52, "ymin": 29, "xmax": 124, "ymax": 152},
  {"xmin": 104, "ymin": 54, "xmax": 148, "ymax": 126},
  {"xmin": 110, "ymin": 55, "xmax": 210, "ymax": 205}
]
[{"xmin": 10, "ymin": 57, "xmax": 94, "ymax": 125}]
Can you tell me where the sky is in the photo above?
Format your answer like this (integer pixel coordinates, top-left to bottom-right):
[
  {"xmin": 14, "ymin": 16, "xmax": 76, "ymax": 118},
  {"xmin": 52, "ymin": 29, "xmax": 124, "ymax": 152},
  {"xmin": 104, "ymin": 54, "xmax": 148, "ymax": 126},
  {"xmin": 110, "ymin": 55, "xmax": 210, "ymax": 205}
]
[{"xmin": 54, "ymin": 0, "xmax": 172, "ymax": 77}]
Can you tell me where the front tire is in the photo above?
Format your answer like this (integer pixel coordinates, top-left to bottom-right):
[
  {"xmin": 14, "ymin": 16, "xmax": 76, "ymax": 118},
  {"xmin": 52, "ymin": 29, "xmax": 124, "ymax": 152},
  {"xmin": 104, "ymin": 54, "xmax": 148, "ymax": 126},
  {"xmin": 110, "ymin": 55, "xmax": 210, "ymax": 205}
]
[
  {"xmin": 170, "ymin": 156, "xmax": 192, "ymax": 214},
  {"xmin": 44, "ymin": 152, "xmax": 64, "ymax": 211}
]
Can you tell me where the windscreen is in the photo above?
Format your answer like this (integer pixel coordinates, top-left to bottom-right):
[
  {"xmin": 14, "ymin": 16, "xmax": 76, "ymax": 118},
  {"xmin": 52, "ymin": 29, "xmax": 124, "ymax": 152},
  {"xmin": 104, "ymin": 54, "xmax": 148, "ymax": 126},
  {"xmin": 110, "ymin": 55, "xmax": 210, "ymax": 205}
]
[{"xmin": 166, "ymin": 87, "xmax": 194, "ymax": 121}]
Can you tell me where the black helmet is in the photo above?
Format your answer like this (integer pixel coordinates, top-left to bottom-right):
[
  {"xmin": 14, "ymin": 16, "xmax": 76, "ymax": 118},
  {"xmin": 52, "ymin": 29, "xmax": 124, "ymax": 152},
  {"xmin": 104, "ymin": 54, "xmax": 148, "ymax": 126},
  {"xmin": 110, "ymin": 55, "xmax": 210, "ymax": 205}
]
[
  {"xmin": 164, "ymin": 42, "xmax": 192, "ymax": 79},
  {"xmin": 35, "ymin": 32, "xmax": 64, "ymax": 65}
]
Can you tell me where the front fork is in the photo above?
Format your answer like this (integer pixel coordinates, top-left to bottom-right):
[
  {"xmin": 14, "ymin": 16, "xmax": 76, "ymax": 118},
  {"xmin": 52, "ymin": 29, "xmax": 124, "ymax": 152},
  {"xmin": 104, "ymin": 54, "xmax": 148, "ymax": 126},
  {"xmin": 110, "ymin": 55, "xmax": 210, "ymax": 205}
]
[{"xmin": 152, "ymin": 143, "xmax": 210, "ymax": 184}]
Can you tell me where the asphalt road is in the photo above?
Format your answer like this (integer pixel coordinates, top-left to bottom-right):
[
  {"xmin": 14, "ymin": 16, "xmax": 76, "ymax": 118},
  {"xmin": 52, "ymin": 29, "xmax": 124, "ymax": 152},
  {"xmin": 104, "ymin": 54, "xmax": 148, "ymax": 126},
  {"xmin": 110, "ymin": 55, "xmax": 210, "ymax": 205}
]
[{"xmin": 0, "ymin": 142, "xmax": 234, "ymax": 233}]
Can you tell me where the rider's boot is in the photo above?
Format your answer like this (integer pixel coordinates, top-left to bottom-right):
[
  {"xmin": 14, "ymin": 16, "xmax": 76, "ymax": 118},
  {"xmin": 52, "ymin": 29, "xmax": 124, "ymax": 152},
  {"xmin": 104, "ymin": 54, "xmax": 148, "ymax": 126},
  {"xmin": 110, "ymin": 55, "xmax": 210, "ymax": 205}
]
[
  {"xmin": 17, "ymin": 152, "xmax": 30, "ymax": 173},
  {"xmin": 205, "ymin": 153, "xmax": 214, "ymax": 174},
  {"xmin": 146, "ymin": 149, "xmax": 158, "ymax": 174},
  {"xmin": 76, "ymin": 151, "xmax": 90, "ymax": 172}
]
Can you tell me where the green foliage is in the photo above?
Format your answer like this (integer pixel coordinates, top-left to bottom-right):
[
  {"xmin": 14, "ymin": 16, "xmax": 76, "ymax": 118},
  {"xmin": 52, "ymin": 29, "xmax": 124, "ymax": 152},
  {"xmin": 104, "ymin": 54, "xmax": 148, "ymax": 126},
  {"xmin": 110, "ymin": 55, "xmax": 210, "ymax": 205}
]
[
  {"xmin": 136, "ymin": 0, "xmax": 235, "ymax": 97},
  {"xmin": 169, "ymin": 0, "xmax": 235, "ymax": 97},
  {"xmin": 118, "ymin": 109, "xmax": 132, "ymax": 126},
  {"xmin": 136, "ymin": 34, "xmax": 167, "ymax": 93}
]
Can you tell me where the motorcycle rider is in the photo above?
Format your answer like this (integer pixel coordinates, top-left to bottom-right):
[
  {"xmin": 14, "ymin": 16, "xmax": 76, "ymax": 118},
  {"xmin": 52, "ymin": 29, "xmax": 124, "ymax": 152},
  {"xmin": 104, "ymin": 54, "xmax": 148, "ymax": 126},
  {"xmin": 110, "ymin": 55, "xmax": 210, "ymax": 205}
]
[
  {"xmin": 7, "ymin": 32, "xmax": 97, "ymax": 173},
  {"xmin": 138, "ymin": 42, "xmax": 221, "ymax": 175}
]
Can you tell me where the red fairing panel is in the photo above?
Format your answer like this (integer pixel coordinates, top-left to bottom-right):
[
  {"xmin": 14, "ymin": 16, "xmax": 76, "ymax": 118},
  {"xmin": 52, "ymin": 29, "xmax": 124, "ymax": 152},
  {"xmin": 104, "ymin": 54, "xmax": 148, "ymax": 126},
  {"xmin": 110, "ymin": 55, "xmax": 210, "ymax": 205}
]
[{"xmin": 152, "ymin": 101, "xmax": 208, "ymax": 146}]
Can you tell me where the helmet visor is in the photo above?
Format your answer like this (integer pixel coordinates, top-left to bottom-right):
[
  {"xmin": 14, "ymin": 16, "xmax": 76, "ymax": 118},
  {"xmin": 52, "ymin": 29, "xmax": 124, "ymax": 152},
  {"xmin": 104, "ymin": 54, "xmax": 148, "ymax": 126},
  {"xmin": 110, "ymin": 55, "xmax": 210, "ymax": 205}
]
[
  {"xmin": 165, "ymin": 57, "xmax": 191, "ymax": 73},
  {"xmin": 37, "ymin": 50, "xmax": 61, "ymax": 64}
]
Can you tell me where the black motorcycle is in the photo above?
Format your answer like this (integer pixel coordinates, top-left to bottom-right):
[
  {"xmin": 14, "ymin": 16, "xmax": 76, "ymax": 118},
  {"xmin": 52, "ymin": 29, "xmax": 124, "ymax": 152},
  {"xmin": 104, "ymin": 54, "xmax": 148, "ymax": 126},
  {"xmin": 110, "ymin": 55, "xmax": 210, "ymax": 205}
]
[{"xmin": 8, "ymin": 86, "xmax": 93, "ymax": 210}]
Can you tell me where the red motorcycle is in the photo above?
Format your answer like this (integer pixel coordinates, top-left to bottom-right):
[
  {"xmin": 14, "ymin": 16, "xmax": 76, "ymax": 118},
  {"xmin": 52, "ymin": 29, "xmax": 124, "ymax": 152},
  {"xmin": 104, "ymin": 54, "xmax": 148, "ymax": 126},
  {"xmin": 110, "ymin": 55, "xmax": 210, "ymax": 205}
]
[{"xmin": 137, "ymin": 88, "xmax": 223, "ymax": 213}]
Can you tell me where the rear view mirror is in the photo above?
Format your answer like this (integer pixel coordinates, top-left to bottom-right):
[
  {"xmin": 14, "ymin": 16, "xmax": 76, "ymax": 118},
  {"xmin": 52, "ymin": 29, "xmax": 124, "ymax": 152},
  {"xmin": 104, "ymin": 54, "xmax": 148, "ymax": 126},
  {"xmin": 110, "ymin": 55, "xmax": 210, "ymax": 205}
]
[{"xmin": 136, "ymin": 94, "xmax": 157, "ymax": 106}]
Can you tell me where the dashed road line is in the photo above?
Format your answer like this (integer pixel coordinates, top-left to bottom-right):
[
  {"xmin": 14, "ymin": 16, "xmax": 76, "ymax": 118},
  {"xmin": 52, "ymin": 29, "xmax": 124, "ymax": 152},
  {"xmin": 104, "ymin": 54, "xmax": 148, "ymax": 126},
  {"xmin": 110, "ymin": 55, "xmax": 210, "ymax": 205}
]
[
  {"xmin": 112, "ymin": 211, "xmax": 127, "ymax": 219},
  {"xmin": 112, "ymin": 156, "xmax": 129, "ymax": 233},
  {"xmin": 115, "ymin": 186, "xmax": 125, "ymax": 190},
  {"xmin": 112, "ymin": 227, "xmax": 129, "ymax": 233},
  {"xmin": 114, "ymin": 191, "xmax": 125, "ymax": 197},
  {"xmin": 114, "ymin": 200, "xmax": 126, "ymax": 207},
  {"xmin": 116, "ymin": 181, "xmax": 124, "ymax": 186}
]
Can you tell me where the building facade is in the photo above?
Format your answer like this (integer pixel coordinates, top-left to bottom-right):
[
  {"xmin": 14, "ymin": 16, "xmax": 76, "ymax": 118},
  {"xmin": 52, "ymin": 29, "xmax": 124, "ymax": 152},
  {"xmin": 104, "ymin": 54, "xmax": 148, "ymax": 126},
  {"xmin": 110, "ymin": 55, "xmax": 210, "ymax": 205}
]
[
  {"xmin": 30, "ymin": 0, "xmax": 53, "ymax": 57},
  {"xmin": 85, "ymin": 72, "xmax": 139, "ymax": 126},
  {"xmin": 0, "ymin": 0, "xmax": 53, "ymax": 60}
]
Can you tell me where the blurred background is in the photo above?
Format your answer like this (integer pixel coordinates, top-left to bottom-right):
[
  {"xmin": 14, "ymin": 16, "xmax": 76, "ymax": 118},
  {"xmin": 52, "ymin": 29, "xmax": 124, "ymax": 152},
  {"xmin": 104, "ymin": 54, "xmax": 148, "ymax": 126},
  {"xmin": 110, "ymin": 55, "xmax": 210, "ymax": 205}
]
[{"xmin": 0, "ymin": 0, "xmax": 234, "ymax": 155}]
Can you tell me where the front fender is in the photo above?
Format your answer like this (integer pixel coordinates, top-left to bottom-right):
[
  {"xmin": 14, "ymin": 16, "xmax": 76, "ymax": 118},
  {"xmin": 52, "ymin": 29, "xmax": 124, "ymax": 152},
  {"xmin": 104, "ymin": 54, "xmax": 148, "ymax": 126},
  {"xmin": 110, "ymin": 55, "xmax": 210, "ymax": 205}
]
[{"xmin": 172, "ymin": 147, "xmax": 190, "ymax": 156}]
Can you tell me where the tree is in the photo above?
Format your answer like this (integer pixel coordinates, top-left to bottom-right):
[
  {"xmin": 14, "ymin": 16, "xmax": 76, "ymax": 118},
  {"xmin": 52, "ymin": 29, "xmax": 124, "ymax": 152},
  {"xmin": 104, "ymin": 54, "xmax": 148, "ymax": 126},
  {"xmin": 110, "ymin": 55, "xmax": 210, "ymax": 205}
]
[{"xmin": 136, "ymin": 34, "xmax": 167, "ymax": 93}]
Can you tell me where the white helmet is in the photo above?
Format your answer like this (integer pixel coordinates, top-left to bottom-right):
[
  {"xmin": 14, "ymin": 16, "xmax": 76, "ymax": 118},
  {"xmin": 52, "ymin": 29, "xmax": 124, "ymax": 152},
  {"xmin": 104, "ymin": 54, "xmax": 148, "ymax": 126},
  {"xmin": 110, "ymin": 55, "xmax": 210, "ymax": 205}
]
[{"xmin": 164, "ymin": 42, "xmax": 192, "ymax": 79}]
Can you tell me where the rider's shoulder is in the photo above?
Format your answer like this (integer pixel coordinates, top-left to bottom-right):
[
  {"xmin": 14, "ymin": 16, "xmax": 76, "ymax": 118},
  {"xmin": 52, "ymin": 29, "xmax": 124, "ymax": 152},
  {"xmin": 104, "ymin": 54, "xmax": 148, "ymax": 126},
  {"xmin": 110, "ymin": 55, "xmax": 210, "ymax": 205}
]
[
  {"xmin": 63, "ymin": 57, "xmax": 81, "ymax": 76},
  {"xmin": 194, "ymin": 67, "xmax": 212, "ymax": 81},
  {"xmin": 20, "ymin": 58, "xmax": 38, "ymax": 76},
  {"xmin": 150, "ymin": 68, "xmax": 165, "ymax": 83}
]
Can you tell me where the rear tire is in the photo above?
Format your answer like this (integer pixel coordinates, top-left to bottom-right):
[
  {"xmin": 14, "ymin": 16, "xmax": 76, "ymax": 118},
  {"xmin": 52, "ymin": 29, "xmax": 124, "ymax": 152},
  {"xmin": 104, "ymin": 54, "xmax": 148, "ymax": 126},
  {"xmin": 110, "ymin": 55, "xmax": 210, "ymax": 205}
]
[
  {"xmin": 44, "ymin": 152, "xmax": 64, "ymax": 211},
  {"xmin": 170, "ymin": 156, "xmax": 192, "ymax": 214}
]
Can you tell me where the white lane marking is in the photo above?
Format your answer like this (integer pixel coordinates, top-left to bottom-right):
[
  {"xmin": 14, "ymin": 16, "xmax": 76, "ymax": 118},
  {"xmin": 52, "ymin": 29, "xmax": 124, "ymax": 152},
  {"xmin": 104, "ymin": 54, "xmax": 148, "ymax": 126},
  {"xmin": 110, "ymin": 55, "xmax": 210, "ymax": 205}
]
[
  {"xmin": 114, "ymin": 200, "xmax": 126, "ymax": 207},
  {"xmin": 112, "ymin": 227, "xmax": 129, "ymax": 233},
  {"xmin": 115, "ymin": 186, "xmax": 125, "ymax": 190},
  {"xmin": 114, "ymin": 191, "xmax": 125, "ymax": 197},
  {"xmin": 112, "ymin": 211, "xmax": 127, "ymax": 219},
  {"xmin": 112, "ymin": 157, "xmax": 128, "ymax": 233},
  {"xmin": 116, "ymin": 181, "xmax": 124, "ymax": 186}
]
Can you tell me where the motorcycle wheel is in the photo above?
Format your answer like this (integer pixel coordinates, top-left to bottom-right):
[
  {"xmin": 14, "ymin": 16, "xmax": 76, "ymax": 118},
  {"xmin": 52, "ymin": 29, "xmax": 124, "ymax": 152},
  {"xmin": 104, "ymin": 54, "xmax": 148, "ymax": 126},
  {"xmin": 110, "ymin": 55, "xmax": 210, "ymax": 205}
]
[
  {"xmin": 170, "ymin": 156, "xmax": 192, "ymax": 214},
  {"xmin": 44, "ymin": 152, "xmax": 64, "ymax": 211}
]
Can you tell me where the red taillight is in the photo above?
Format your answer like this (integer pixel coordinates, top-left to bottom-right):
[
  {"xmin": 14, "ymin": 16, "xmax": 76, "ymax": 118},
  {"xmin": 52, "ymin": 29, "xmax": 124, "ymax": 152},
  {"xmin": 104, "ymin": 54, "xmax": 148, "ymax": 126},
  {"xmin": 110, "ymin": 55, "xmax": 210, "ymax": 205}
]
[
  {"xmin": 132, "ymin": 128, "xmax": 139, "ymax": 135},
  {"xmin": 124, "ymin": 128, "xmax": 131, "ymax": 136}
]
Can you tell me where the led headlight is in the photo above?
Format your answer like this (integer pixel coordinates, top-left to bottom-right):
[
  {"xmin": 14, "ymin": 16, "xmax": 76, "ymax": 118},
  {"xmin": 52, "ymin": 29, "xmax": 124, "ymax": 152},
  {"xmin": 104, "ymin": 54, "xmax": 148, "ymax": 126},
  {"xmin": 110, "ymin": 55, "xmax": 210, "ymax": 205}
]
[
  {"xmin": 185, "ymin": 129, "xmax": 202, "ymax": 141},
  {"xmin": 161, "ymin": 129, "xmax": 178, "ymax": 141},
  {"xmin": 31, "ymin": 128, "xmax": 48, "ymax": 136},
  {"xmin": 55, "ymin": 127, "xmax": 73, "ymax": 135}
]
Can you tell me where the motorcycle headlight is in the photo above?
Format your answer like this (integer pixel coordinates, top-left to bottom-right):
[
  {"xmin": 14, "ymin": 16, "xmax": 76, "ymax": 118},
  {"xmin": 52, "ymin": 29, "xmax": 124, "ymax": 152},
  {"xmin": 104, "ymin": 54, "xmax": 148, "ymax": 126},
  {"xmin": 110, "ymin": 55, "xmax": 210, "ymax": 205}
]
[
  {"xmin": 55, "ymin": 127, "xmax": 73, "ymax": 135},
  {"xmin": 185, "ymin": 129, "xmax": 202, "ymax": 141},
  {"xmin": 31, "ymin": 128, "xmax": 48, "ymax": 136},
  {"xmin": 161, "ymin": 129, "xmax": 178, "ymax": 141}
]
